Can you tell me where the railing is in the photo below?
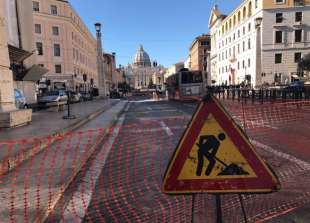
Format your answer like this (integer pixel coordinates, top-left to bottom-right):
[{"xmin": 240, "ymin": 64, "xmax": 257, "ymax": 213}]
[{"xmin": 208, "ymin": 86, "xmax": 310, "ymax": 104}]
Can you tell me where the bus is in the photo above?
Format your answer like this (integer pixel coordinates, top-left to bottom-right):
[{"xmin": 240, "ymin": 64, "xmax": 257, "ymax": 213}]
[{"xmin": 166, "ymin": 69, "xmax": 204, "ymax": 101}]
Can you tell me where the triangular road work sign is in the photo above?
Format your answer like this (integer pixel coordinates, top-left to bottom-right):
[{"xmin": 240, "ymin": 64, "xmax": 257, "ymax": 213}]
[{"xmin": 162, "ymin": 95, "xmax": 280, "ymax": 194}]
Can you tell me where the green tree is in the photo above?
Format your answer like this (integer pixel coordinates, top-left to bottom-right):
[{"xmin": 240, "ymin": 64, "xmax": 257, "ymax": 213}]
[{"xmin": 298, "ymin": 53, "xmax": 310, "ymax": 76}]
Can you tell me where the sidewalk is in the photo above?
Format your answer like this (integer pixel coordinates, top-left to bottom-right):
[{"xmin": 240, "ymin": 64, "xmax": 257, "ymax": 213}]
[
  {"xmin": 0, "ymin": 100, "xmax": 128, "ymax": 223},
  {"xmin": 0, "ymin": 99, "xmax": 118, "ymax": 141},
  {"xmin": 0, "ymin": 99, "xmax": 119, "ymax": 176}
]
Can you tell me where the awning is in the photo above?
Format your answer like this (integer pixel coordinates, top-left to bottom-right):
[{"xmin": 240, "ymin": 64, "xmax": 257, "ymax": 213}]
[
  {"xmin": 8, "ymin": 44, "xmax": 33, "ymax": 63},
  {"xmin": 23, "ymin": 65, "xmax": 49, "ymax": 81}
]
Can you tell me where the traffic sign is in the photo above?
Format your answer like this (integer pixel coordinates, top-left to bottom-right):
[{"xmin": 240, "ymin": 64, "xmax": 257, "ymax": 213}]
[{"xmin": 162, "ymin": 95, "xmax": 280, "ymax": 194}]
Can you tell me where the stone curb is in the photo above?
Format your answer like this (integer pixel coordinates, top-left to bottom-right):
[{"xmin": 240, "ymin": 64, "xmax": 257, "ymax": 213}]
[
  {"xmin": 37, "ymin": 100, "xmax": 129, "ymax": 223},
  {"xmin": 0, "ymin": 100, "xmax": 119, "ymax": 177}
]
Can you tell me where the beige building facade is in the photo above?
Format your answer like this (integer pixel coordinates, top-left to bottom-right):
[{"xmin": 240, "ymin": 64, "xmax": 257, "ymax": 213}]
[
  {"xmin": 32, "ymin": 0, "xmax": 98, "ymax": 92},
  {"xmin": 209, "ymin": 0, "xmax": 310, "ymax": 87},
  {"xmin": 164, "ymin": 62, "xmax": 184, "ymax": 81},
  {"xmin": 4, "ymin": 0, "xmax": 47, "ymax": 105},
  {"xmin": 103, "ymin": 53, "xmax": 126, "ymax": 91},
  {"xmin": 103, "ymin": 53, "xmax": 116, "ymax": 92},
  {"xmin": 189, "ymin": 34, "xmax": 211, "ymax": 86},
  {"xmin": 0, "ymin": 0, "xmax": 32, "ymax": 127},
  {"xmin": 189, "ymin": 34, "xmax": 211, "ymax": 71}
]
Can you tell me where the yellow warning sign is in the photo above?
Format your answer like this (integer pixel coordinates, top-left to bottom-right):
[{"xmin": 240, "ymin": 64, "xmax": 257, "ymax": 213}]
[
  {"xmin": 178, "ymin": 114, "xmax": 256, "ymax": 180},
  {"xmin": 162, "ymin": 95, "xmax": 280, "ymax": 194}
]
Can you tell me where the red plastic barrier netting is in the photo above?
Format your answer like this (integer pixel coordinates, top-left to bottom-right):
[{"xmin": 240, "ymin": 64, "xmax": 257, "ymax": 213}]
[{"xmin": 0, "ymin": 100, "xmax": 309, "ymax": 223}]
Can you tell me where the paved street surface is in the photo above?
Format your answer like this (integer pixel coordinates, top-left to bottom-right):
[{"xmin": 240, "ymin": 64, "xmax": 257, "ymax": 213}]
[
  {"xmin": 66, "ymin": 98, "xmax": 310, "ymax": 223},
  {"xmin": 0, "ymin": 99, "xmax": 120, "ymax": 177},
  {"xmin": 0, "ymin": 100, "xmax": 127, "ymax": 223},
  {"xmin": 1, "ymin": 97, "xmax": 310, "ymax": 223}
]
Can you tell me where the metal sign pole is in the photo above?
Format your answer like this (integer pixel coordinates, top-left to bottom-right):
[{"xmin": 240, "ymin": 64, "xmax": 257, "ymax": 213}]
[
  {"xmin": 215, "ymin": 194, "xmax": 223, "ymax": 223},
  {"xmin": 67, "ymin": 93, "xmax": 71, "ymax": 117},
  {"xmin": 63, "ymin": 91, "xmax": 76, "ymax": 120},
  {"xmin": 238, "ymin": 194, "xmax": 248, "ymax": 223}
]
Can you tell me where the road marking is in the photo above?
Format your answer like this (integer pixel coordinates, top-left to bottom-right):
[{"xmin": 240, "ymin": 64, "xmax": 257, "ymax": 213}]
[
  {"xmin": 124, "ymin": 101, "xmax": 131, "ymax": 112},
  {"xmin": 122, "ymin": 126, "xmax": 186, "ymax": 134},
  {"xmin": 61, "ymin": 115, "xmax": 126, "ymax": 223},
  {"xmin": 138, "ymin": 115, "xmax": 191, "ymax": 121},
  {"xmin": 160, "ymin": 121, "xmax": 174, "ymax": 136},
  {"xmin": 182, "ymin": 103, "xmax": 197, "ymax": 109},
  {"xmin": 251, "ymin": 139, "xmax": 310, "ymax": 169},
  {"xmin": 129, "ymin": 109, "xmax": 180, "ymax": 114},
  {"xmin": 130, "ymin": 98, "xmax": 167, "ymax": 103}
]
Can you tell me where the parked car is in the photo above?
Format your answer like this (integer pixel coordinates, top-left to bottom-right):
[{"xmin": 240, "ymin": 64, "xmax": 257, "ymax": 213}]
[
  {"xmin": 14, "ymin": 89, "xmax": 28, "ymax": 109},
  {"xmin": 38, "ymin": 90, "xmax": 68, "ymax": 107},
  {"xmin": 110, "ymin": 90, "xmax": 121, "ymax": 99},
  {"xmin": 69, "ymin": 91, "xmax": 81, "ymax": 103},
  {"xmin": 80, "ymin": 92, "xmax": 93, "ymax": 101},
  {"xmin": 285, "ymin": 81, "xmax": 304, "ymax": 91}
]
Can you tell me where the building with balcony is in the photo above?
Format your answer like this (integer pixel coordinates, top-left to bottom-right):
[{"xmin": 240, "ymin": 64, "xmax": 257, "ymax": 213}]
[
  {"xmin": 209, "ymin": 0, "xmax": 310, "ymax": 87},
  {"xmin": 32, "ymin": 0, "xmax": 98, "ymax": 92}
]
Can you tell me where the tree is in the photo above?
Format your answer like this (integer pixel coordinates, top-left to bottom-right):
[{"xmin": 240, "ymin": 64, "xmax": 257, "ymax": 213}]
[{"xmin": 298, "ymin": 53, "xmax": 310, "ymax": 76}]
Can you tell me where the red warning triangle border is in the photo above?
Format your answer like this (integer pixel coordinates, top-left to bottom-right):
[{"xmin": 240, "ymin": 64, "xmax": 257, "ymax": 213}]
[{"xmin": 162, "ymin": 95, "xmax": 280, "ymax": 194}]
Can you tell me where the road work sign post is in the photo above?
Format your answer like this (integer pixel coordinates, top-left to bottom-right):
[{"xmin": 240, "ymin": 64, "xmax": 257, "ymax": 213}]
[{"xmin": 162, "ymin": 94, "xmax": 280, "ymax": 222}]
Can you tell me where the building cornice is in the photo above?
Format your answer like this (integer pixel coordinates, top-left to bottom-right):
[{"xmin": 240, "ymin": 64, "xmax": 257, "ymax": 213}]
[
  {"xmin": 220, "ymin": 0, "xmax": 253, "ymax": 25},
  {"xmin": 33, "ymin": 12, "xmax": 96, "ymax": 45},
  {"xmin": 189, "ymin": 34, "xmax": 210, "ymax": 50}
]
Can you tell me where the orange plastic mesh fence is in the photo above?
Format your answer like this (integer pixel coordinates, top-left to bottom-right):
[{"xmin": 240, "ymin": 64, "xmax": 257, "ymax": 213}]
[{"xmin": 0, "ymin": 100, "xmax": 309, "ymax": 223}]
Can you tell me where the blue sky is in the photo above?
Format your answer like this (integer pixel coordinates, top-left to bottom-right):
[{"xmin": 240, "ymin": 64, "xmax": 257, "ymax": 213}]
[{"xmin": 70, "ymin": 0, "xmax": 242, "ymax": 67}]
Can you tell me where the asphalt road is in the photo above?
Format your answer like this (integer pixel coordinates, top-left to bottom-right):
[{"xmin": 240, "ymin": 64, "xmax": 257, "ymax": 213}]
[{"xmin": 78, "ymin": 98, "xmax": 310, "ymax": 223}]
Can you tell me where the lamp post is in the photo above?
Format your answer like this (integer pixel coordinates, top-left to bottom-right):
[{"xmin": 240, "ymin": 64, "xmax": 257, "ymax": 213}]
[
  {"xmin": 255, "ymin": 17, "xmax": 263, "ymax": 88},
  {"xmin": 95, "ymin": 22, "xmax": 106, "ymax": 97},
  {"xmin": 63, "ymin": 74, "xmax": 76, "ymax": 120},
  {"xmin": 244, "ymin": 66, "xmax": 248, "ymax": 86}
]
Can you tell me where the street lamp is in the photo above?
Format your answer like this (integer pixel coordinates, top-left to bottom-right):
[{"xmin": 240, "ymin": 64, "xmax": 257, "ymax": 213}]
[
  {"xmin": 255, "ymin": 17, "xmax": 263, "ymax": 87},
  {"xmin": 95, "ymin": 22, "xmax": 106, "ymax": 97},
  {"xmin": 254, "ymin": 17, "xmax": 263, "ymax": 28},
  {"xmin": 94, "ymin": 23, "xmax": 101, "ymax": 32}
]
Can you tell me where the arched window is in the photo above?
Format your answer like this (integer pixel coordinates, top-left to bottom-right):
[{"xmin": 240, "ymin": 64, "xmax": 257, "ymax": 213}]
[
  {"xmin": 238, "ymin": 11, "xmax": 241, "ymax": 23},
  {"xmin": 233, "ymin": 15, "xmax": 236, "ymax": 26},
  {"xmin": 248, "ymin": 1, "xmax": 252, "ymax": 17},
  {"xmin": 243, "ymin": 7, "xmax": 247, "ymax": 20},
  {"xmin": 229, "ymin": 19, "xmax": 232, "ymax": 30}
]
